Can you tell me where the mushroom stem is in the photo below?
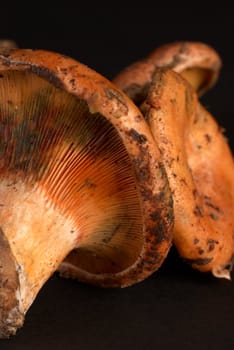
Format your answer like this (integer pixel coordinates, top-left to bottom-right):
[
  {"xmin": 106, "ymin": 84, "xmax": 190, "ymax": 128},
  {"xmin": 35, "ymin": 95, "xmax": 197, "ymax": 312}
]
[{"xmin": 0, "ymin": 180, "xmax": 78, "ymax": 337}]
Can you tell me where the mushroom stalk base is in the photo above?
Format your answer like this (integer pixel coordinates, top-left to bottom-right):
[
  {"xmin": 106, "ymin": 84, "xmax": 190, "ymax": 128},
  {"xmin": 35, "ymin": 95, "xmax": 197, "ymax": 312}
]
[{"xmin": 0, "ymin": 179, "xmax": 78, "ymax": 338}]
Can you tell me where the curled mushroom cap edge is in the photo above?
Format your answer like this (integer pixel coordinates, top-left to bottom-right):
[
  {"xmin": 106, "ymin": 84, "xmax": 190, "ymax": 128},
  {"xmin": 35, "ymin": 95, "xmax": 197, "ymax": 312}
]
[{"xmin": 0, "ymin": 48, "xmax": 173, "ymax": 338}]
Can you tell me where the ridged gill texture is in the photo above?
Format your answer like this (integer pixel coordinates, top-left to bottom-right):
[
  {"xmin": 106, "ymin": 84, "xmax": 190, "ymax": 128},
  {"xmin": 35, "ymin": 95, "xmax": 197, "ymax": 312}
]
[{"xmin": 0, "ymin": 70, "xmax": 144, "ymax": 275}]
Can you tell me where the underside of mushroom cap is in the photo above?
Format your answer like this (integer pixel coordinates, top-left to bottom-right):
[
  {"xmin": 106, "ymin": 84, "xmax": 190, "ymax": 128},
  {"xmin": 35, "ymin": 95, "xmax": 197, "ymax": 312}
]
[
  {"xmin": 113, "ymin": 41, "xmax": 222, "ymax": 104},
  {"xmin": 0, "ymin": 49, "xmax": 173, "ymax": 336}
]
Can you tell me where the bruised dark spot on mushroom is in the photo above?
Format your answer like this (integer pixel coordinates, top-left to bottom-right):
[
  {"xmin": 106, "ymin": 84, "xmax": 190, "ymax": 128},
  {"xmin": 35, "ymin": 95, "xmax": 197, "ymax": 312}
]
[
  {"xmin": 170, "ymin": 98, "xmax": 176, "ymax": 104},
  {"xmin": 155, "ymin": 190, "xmax": 166, "ymax": 201},
  {"xmin": 150, "ymin": 211, "xmax": 161, "ymax": 222},
  {"xmin": 166, "ymin": 157, "xmax": 176, "ymax": 167},
  {"xmin": 150, "ymin": 208, "xmax": 173, "ymax": 243},
  {"xmin": 151, "ymin": 225, "xmax": 168, "ymax": 244},
  {"xmin": 207, "ymin": 239, "xmax": 219, "ymax": 252},
  {"xmin": 194, "ymin": 205, "xmax": 203, "ymax": 217},
  {"xmin": 69, "ymin": 78, "xmax": 76, "ymax": 89},
  {"xmin": 193, "ymin": 111, "xmax": 200, "ymax": 124},
  {"xmin": 76, "ymin": 178, "xmax": 97, "ymax": 193},
  {"xmin": 180, "ymin": 178, "xmax": 187, "ymax": 186},
  {"xmin": 194, "ymin": 238, "xmax": 199, "ymax": 245},
  {"xmin": 166, "ymin": 204, "xmax": 174, "ymax": 226},
  {"xmin": 129, "ymin": 128, "xmax": 147, "ymax": 144},
  {"xmin": 29, "ymin": 65, "xmax": 64, "ymax": 90},
  {"xmin": 67, "ymin": 64, "xmax": 80, "ymax": 72},
  {"xmin": 203, "ymin": 194, "xmax": 211, "ymax": 200},
  {"xmin": 134, "ymin": 163, "xmax": 150, "ymax": 182},
  {"xmin": 157, "ymin": 162, "xmax": 168, "ymax": 179},
  {"xmin": 198, "ymin": 248, "xmax": 204, "ymax": 255},
  {"xmin": 193, "ymin": 189, "xmax": 198, "ymax": 199},
  {"xmin": 104, "ymin": 87, "xmax": 128, "ymax": 114},
  {"xmin": 59, "ymin": 67, "xmax": 68, "ymax": 74},
  {"xmin": 184, "ymin": 257, "xmax": 213, "ymax": 266},
  {"xmin": 205, "ymin": 133, "xmax": 212, "ymax": 143},
  {"xmin": 135, "ymin": 115, "xmax": 143, "ymax": 122},
  {"xmin": 163, "ymin": 53, "xmax": 183, "ymax": 70},
  {"xmin": 144, "ymin": 251, "xmax": 163, "ymax": 266},
  {"xmin": 140, "ymin": 188, "xmax": 153, "ymax": 202},
  {"xmin": 205, "ymin": 201, "xmax": 222, "ymax": 213}
]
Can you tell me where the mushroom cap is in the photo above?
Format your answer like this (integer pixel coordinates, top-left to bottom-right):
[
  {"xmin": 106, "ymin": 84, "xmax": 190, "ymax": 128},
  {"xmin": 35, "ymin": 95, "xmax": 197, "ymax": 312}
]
[
  {"xmin": 113, "ymin": 41, "xmax": 221, "ymax": 104},
  {"xmin": 142, "ymin": 67, "xmax": 234, "ymax": 277},
  {"xmin": 0, "ymin": 39, "xmax": 17, "ymax": 50},
  {"xmin": 0, "ymin": 49, "xmax": 173, "ymax": 336}
]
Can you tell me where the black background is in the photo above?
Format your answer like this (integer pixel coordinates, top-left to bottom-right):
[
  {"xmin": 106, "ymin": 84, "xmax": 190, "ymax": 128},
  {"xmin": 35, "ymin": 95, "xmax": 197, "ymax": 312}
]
[{"xmin": 1, "ymin": 3, "xmax": 234, "ymax": 349}]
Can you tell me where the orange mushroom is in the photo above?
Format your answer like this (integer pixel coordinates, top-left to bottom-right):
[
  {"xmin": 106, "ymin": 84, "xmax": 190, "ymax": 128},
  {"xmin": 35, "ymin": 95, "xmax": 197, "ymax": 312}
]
[
  {"xmin": 113, "ymin": 41, "xmax": 221, "ymax": 103},
  {"xmin": 0, "ymin": 49, "xmax": 173, "ymax": 337},
  {"xmin": 114, "ymin": 42, "xmax": 234, "ymax": 279},
  {"xmin": 141, "ymin": 68, "xmax": 234, "ymax": 278}
]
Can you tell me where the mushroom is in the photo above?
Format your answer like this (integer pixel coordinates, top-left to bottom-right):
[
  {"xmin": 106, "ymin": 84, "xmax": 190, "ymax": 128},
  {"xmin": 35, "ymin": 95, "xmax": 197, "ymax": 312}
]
[
  {"xmin": 141, "ymin": 68, "xmax": 234, "ymax": 278},
  {"xmin": 0, "ymin": 49, "xmax": 173, "ymax": 337},
  {"xmin": 113, "ymin": 41, "xmax": 221, "ymax": 104},
  {"xmin": 113, "ymin": 42, "xmax": 234, "ymax": 278},
  {"xmin": 133, "ymin": 67, "xmax": 234, "ymax": 279}
]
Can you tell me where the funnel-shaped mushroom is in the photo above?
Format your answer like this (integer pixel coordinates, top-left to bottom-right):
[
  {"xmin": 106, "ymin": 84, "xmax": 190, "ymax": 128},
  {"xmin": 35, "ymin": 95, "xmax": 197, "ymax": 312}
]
[
  {"xmin": 141, "ymin": 68, "xmax": 234, "ymax": 278},
  {"xmin": 113, "ymin": 41, "xmax": 221, "ymax": 104},
  {"xmin": 0, "ymin": 49, "xmax": 173, "ymax": 337}
]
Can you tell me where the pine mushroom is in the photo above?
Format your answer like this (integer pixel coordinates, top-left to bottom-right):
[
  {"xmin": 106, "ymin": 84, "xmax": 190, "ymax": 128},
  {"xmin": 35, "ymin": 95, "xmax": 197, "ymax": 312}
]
[
  {"xmin": 113, "ymin": 41, "xmax": 221, "ymax": 104},
  {"xmin": 0, "ymin": 49, "xmax": 173, "ymax": 338},
  {"xmin": 141, "ymin": 68, "xmax": 234, "ymax": 278},
  {"xmin": 114, "ymin": 42, "xmax": 234, "ymax": 278}
]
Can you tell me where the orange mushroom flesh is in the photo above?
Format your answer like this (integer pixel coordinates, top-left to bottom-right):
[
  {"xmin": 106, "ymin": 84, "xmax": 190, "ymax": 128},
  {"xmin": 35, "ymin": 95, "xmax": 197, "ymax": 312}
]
[
  {"xmin": 141, "ymin": 68, "xmax": 234, "ymax": 278},
  {"xmin": 0, "ymin": 50, "xmax": 173, "ymax": 337},
  {"xmin": 113, "ymin": 41, "xmax": 221, "ymax": 104}
]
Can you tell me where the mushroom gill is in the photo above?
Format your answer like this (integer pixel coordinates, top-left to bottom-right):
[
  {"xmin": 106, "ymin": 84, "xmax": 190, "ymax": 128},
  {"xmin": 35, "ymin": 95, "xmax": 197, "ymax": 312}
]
[
  {"xmin": 0, "ymin": 50, "xmax": 173, "ymax": 337},
  {"xmin": 0, "ymin": 70, "xmax": 144, "ymax": 275}
]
